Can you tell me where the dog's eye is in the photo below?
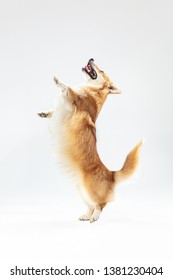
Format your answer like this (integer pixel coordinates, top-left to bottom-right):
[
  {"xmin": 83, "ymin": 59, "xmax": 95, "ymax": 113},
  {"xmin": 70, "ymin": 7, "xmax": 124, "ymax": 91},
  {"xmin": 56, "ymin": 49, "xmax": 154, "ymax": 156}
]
[{"xmin": 100, "ymin": 70, "xmax": 104, "ymax": 73}]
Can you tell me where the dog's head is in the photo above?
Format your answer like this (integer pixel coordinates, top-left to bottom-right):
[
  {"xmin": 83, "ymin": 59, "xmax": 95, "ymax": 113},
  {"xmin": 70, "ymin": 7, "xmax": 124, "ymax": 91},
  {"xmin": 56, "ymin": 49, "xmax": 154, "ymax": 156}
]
[{"xmin": 82, "ymin": 58, "xmax": 121, "ymax": 94}]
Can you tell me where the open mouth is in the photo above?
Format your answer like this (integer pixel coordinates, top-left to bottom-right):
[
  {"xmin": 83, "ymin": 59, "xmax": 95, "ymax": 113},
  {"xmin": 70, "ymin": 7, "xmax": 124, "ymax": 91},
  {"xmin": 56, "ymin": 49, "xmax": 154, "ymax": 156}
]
[{"xmin": 82, "ymin": 59, "xmax": 97, "ymax": 80}]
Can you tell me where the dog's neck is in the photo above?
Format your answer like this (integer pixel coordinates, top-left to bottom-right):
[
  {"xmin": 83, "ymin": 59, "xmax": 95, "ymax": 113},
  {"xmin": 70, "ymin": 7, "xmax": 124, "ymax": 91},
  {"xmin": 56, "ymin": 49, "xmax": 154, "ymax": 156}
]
[{"xmin": 76, "ymin": 82, "xmax": 108, "ymax": 95}]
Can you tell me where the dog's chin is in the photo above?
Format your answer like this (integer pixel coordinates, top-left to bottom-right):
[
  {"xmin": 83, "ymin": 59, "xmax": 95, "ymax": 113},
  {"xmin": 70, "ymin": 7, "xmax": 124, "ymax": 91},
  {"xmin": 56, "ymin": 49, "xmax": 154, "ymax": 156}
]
[
  {"xmin": 82, "ymin": 69, "xmax": 105, "ymax": 88},
  {"xmin": 82, "ymin": 73, "xmax": 98, "ymax": 86},
  {"xmin": 82, "ymin": 68, "xmax": 94, "ymax": 82}
]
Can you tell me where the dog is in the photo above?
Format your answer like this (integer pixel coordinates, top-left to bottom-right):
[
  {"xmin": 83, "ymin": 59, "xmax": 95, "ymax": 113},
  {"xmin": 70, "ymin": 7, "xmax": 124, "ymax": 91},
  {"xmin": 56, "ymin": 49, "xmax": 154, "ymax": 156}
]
[{"xmin": 38, "ymin": 58, "xmax": 142, "ymax": 223}]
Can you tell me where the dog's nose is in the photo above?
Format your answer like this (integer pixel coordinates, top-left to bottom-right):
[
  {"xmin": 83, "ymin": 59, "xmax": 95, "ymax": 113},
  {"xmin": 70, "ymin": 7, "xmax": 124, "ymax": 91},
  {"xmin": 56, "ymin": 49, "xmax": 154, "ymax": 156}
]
[{"xmin": 89, "ymin": 58, "xmax": 94, "ymax": 62}]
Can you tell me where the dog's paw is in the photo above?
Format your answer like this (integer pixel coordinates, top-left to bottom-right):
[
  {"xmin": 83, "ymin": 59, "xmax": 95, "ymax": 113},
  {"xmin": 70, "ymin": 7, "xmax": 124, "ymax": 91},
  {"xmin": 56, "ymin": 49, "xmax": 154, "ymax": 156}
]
[
  {"xmin": 90, "ymin": 216, "xmax": 99, "ymax": 223},
  {"xmin": 79, "ymin": 215, "xmax": 90, "ymax": 221},
  {"xmin": 37, "ymin": 112, "xmax": 49, "ymax": 118},
  {"xmin": 54, "ymin": 76, "xmax": 59, "ymax": 85},
  {"xmin": 89, "ymin": 211, "xmax": 101, "ymax": 223}
]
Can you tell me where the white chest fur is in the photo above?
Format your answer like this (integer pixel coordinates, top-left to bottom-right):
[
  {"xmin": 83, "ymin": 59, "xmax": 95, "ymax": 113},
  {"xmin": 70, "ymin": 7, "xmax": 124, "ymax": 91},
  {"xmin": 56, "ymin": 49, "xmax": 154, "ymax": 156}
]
[
  {"xmin": 48, "ymin": 92, "xmax": 95, "ymax": 207},
  {"xmin": 48, "ymin": 93, "xmax": 72, "ymax": 152}
]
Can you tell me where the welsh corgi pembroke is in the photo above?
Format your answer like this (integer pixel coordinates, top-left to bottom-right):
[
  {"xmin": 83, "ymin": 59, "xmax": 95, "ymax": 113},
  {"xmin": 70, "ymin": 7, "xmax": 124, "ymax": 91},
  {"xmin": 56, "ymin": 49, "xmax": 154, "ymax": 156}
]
[{"xmin": 38, "ymin": 58, "xmax": 142, "ymax": 223}]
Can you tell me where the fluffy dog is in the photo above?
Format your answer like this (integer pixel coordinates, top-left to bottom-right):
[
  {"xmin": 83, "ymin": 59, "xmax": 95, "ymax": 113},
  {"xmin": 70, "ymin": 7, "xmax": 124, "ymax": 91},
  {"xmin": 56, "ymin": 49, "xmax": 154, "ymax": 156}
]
[{"xmin": 38, "ymin": 58, "xmax": 142, "ymax": 223}]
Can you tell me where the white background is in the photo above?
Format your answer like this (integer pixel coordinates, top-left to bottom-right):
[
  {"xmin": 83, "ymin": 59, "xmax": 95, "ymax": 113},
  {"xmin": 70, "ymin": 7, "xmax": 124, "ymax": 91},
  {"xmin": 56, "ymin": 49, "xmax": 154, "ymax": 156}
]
[{"xmin": 0, "ymin": 0, "xmax": 173, "ymax": 279}]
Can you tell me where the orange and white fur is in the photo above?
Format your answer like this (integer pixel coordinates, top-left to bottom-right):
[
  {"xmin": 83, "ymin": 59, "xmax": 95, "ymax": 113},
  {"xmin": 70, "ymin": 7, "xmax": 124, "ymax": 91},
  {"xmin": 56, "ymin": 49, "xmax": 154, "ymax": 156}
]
[{"xmin": 38, "ymin": 59, "xmax": 142, "ymax": 223}]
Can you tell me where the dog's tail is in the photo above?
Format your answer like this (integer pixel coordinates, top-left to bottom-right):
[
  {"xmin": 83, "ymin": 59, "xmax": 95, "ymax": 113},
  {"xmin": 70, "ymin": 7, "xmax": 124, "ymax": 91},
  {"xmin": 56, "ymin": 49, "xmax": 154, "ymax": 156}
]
[{"xmin": 114, "ymin": 140, "xmax": 143, "ymax": 184}]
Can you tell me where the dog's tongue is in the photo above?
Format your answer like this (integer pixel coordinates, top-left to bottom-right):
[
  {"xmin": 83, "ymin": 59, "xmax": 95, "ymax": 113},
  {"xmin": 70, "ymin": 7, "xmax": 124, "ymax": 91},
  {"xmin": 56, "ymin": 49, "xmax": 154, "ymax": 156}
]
[{"xmin": 85, "ymin": 65, "xmax": 91, "ymax": 72}]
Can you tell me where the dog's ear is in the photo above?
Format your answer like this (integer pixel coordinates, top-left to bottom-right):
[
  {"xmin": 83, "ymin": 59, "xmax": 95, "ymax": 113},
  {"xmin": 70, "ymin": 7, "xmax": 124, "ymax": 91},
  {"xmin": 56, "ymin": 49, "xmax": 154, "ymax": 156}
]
[{"xmin": 108, "ymin": 84, "xmax": 121, "ymax": 94}]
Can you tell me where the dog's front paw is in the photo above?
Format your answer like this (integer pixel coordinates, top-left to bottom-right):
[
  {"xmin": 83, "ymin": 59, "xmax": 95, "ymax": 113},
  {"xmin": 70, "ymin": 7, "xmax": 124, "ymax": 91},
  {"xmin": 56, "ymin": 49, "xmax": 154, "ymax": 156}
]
[
  {"xmin": 54, "ymin": 77, "xmax": 67, "ymax": 92},
  {"xmin": 37, "ymin": 112, "xmax": 49, "ymax": 118},
  {"xmin": 54, "ymin": 76, "xmax": 60, "ymax": 85}
]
